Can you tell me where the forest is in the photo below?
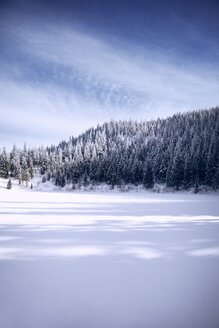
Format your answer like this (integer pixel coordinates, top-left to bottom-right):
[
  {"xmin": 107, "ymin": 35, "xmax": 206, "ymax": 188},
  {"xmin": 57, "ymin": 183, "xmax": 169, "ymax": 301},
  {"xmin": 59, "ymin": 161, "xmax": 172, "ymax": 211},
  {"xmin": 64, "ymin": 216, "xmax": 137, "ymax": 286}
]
[{"xmin": 0, "ymin": 107, "xmax": 218, "ymax": 191}]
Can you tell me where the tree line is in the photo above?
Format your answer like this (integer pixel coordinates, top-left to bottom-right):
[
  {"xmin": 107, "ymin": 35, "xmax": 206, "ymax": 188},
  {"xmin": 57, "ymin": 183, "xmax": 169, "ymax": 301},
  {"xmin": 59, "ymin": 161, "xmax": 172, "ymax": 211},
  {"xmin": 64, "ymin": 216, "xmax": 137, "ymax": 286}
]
[{"xmin": 0, "ymin": 107, "xmax": 218, "ymax": 191}]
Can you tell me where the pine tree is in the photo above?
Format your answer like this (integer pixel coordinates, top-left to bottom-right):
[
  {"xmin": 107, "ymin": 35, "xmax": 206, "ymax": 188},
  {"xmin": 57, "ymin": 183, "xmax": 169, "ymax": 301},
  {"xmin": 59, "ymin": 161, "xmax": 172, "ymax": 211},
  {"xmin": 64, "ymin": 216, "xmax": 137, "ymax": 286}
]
[
  {"xmin": 0, "ymin": 148, "xmax": 10, "ymax": 178},
  {"xmin": 194, "ymin": 177, "xmax": 200, "ymax": 193},
  {"xmin": 143, "ymin": 162, "xmax": 154, "ymax": 189},
  {"xmin": 7, "ymin": 179, "xmax": 12, "ymax": 189},
  {"xmin": 171, "ymin": 151, "xmax": 184, "ymax": 190}
]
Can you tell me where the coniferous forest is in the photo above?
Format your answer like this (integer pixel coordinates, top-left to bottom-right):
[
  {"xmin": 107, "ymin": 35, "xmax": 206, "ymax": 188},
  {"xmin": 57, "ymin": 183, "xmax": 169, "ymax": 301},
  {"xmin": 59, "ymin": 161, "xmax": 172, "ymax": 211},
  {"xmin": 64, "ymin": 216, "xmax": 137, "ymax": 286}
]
[{"xmin": 0, "ymin": 107, "xmax": 219, "ymax": 191}]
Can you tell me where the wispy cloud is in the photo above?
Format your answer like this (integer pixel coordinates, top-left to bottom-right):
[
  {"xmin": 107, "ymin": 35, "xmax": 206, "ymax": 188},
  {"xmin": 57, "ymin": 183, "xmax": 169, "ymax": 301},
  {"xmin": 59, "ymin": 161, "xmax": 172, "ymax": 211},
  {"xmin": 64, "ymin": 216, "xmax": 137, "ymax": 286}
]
[
  {"xmin": 0, "ymin": 11, "xmax": 219, "ymax": 148},
  {"xmin": 188, "ymin": 248, "xmax": 219, "ymax": 258}
]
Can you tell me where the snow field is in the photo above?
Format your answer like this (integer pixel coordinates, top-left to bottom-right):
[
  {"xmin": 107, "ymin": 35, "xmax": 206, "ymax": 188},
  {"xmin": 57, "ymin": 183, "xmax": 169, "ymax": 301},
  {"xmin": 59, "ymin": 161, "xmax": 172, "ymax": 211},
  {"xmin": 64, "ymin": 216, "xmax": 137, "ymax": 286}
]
[{"xmin": 0, "ymin": 185, "xmax": 219, "ymax": 328}]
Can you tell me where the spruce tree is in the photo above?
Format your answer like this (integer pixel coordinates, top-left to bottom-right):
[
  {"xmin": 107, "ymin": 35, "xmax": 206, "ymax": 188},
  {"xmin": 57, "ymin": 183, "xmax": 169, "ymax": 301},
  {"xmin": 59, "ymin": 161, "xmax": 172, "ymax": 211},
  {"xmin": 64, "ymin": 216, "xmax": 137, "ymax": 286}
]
[{"xmin": 7, "ymin": 179, "xmax": 12, "ymax": 189}]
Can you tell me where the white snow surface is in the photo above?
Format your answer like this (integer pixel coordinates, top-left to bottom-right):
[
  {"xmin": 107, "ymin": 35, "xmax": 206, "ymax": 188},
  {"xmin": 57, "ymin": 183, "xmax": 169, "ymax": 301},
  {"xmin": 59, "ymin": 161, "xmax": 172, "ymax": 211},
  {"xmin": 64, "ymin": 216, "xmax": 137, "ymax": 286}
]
[{"xmin": 0, "ymin": 178, "xmax": 219, "ymax": 328}]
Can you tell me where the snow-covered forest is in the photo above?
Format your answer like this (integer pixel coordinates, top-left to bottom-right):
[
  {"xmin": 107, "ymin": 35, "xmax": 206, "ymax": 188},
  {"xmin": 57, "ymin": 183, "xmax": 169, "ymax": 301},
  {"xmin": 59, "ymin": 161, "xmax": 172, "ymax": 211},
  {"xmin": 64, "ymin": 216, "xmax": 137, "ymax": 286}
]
[{"xmin": 0, "ymin": 107, "xmax": 219, "ymax": 191}]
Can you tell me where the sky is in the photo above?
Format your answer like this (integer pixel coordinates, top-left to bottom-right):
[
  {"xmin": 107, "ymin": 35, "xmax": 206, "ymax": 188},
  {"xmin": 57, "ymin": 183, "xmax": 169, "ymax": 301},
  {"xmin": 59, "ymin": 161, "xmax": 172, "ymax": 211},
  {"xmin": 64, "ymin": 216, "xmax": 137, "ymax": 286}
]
[{"xmin": 0, "ymin": 0, "xmax": 219, "ymax": 149}]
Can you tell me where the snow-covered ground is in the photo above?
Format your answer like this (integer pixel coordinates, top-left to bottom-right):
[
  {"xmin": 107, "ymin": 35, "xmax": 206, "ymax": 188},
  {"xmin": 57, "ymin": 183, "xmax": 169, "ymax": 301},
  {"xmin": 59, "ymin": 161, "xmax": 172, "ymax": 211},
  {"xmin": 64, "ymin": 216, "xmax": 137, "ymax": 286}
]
[{"xmin": 0, "ymin": 181, "xmax": 219, "ymax": 328}]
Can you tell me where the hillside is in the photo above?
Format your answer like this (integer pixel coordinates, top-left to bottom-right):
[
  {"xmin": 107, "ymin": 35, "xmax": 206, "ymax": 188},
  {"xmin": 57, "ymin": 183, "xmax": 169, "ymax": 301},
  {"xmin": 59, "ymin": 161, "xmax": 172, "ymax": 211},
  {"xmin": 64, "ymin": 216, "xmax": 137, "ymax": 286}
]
[{"xmin": 0, "ymin": 107, "xmax": 219, "ymax": 191}]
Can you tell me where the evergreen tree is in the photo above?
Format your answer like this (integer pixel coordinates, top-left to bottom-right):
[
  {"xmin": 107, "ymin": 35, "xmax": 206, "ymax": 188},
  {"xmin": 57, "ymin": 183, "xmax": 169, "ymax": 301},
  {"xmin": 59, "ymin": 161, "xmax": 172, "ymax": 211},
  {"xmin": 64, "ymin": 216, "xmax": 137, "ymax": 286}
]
[
  {"xmin": 0, "ymin": 148, "xmax": 10, "ymax": 178},
  {"xmin": 7, "ymin": 179, "xmax": 12, "ymax": 189},
  {"xmin": 143, "ymin": 162, "xmax": 154, "ymax": 188}
]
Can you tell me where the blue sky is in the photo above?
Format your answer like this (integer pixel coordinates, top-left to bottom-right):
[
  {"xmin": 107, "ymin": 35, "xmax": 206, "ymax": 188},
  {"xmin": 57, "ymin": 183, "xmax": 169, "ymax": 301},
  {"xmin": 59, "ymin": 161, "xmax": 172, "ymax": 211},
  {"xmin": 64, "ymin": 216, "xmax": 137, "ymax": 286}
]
[{"xmin": 0, "ymin": 0, "xmax": 219, "ymax": 149}]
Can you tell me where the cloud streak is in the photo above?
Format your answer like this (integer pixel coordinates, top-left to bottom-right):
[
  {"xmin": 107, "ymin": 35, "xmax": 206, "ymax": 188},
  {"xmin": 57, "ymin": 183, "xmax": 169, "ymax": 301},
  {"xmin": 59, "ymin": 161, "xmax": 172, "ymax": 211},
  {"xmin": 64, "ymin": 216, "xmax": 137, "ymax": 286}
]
[{"xmin": 0, "ymin": 10, "xmax": 219, "ymax": 148}]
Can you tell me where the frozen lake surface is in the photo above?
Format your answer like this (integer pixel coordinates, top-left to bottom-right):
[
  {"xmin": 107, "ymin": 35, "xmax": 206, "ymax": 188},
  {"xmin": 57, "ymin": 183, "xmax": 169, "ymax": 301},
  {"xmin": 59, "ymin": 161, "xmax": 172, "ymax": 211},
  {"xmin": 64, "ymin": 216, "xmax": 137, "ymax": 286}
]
[{"xmin": 0, "ymin": 189, "xmax": 219, "ymax": 328}]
